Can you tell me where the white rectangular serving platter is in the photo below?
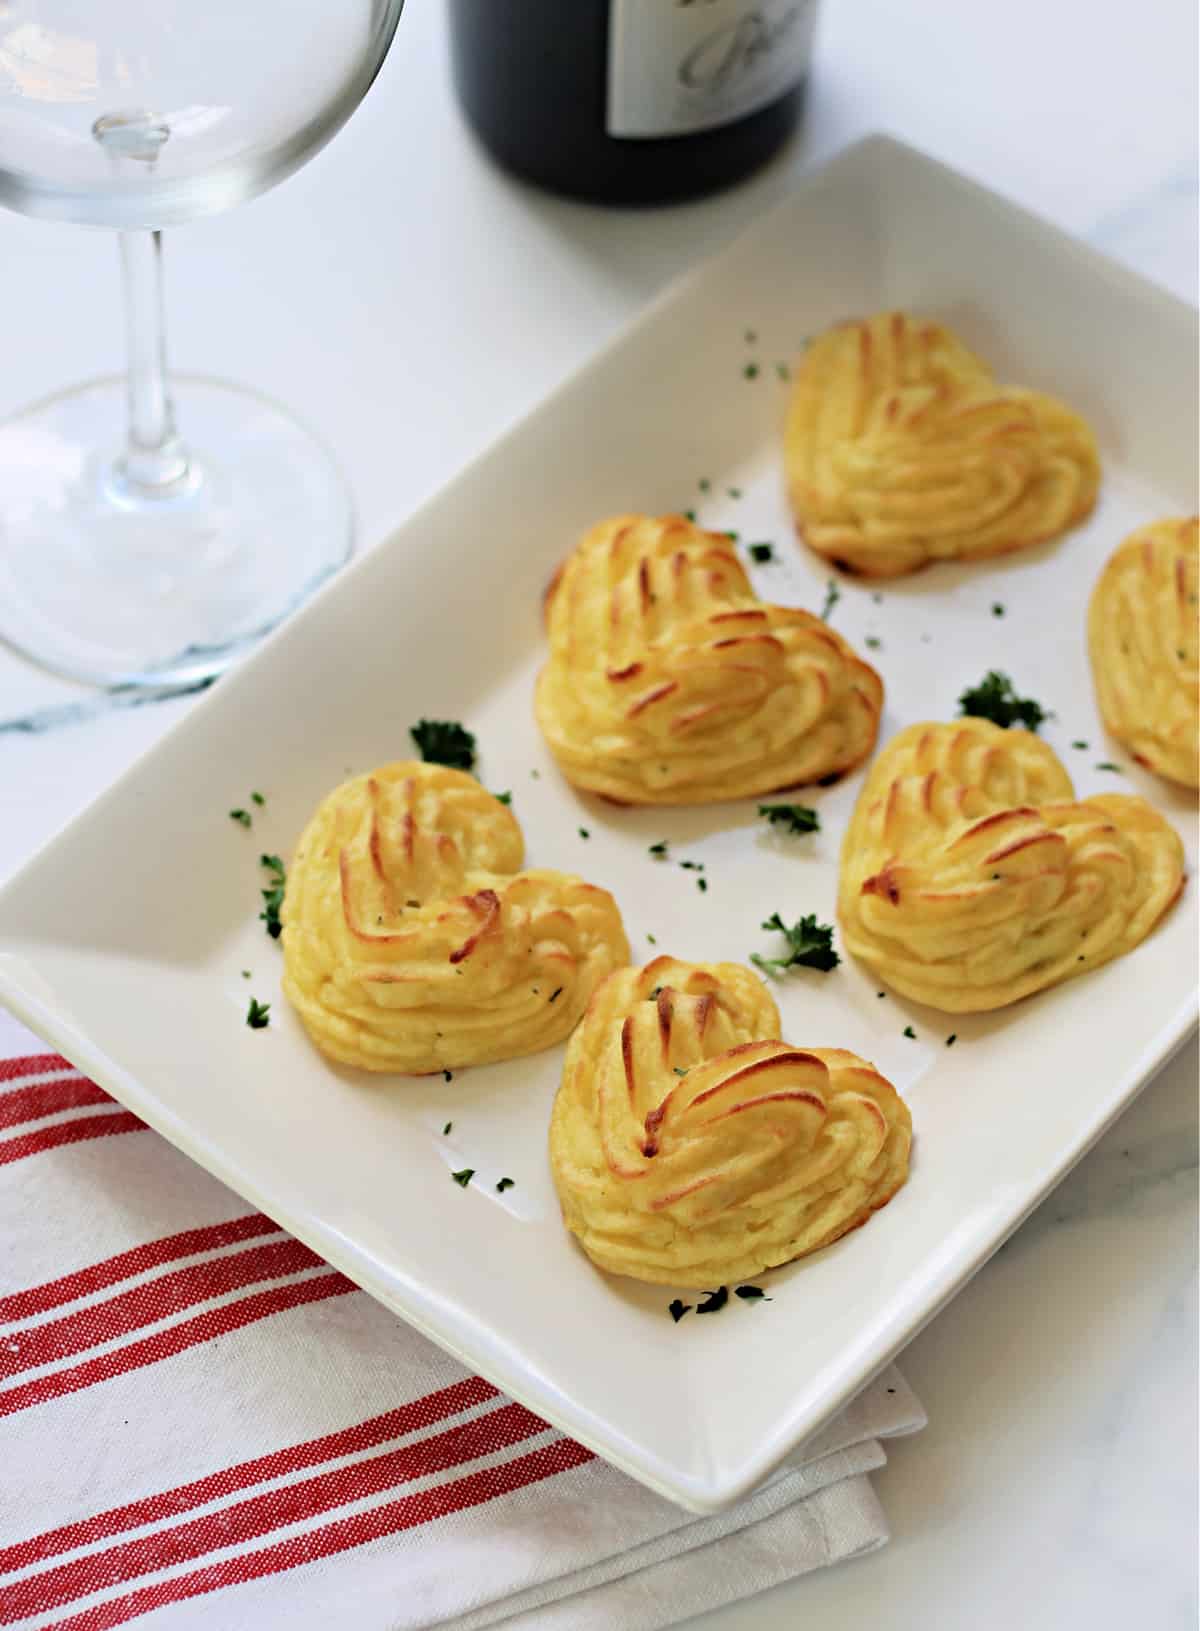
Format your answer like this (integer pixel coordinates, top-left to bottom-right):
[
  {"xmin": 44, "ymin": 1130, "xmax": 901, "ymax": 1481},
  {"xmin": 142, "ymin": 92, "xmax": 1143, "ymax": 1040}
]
[{"xmin": 0, "ymin": 135, "xmax": 1196, "ymax": 1513}]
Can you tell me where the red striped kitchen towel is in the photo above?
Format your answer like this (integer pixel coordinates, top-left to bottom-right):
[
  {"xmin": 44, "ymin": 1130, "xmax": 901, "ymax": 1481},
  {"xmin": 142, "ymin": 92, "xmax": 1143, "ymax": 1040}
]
[{"xmin": 0, "ymin": 1009, "xmax": 924, "ymax": 1631}]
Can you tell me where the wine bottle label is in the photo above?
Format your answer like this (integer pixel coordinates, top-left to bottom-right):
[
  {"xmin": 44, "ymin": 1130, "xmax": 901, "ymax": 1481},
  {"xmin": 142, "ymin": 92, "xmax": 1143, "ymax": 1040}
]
[{"xmin": 607, "ymin": 0, "xmax": 818, "ymax": 139}]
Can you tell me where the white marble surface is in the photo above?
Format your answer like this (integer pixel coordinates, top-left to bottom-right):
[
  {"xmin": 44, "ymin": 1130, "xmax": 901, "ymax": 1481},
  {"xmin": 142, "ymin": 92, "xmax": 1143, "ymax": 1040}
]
[{"xmin": 0, "ymin": 1, "xmax": 1195, "ymax": 1625}]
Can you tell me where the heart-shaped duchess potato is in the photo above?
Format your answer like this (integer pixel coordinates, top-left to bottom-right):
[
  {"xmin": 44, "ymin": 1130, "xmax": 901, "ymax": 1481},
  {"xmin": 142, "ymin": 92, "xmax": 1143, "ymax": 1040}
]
[
  {"xmin": 1088, "ymin": 517, "xmax": 1199, "ymax": 788},
  {"xmin": 838, "ymin": 720, "xmax": 1185, "ymax": 1012},
  {"xmin": 282, "ymin": 763, "xmax": 630, "ymax": 1073},
  {"xmin": 549, "ymin": 958, "xmax": 911, "ymax": 1286},
  {"xmin": 785, "ymin": 312, "xmax": 1100, "ymax": 578},
  {"xmin": 535, "ymin": 513, "xmax": 883, "ymax": 803}
]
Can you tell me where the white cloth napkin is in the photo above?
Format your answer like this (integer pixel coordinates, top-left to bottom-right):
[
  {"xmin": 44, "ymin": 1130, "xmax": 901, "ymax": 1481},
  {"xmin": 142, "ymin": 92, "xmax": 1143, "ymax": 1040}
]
[{"xmin": 0, "ymin": 1008, "xmax": 924, "ymax": 1631}]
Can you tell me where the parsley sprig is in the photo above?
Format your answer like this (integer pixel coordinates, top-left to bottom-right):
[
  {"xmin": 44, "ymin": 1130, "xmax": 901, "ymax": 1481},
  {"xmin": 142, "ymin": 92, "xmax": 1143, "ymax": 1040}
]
[
  {"xmin": 751, "ymin": 912, "xmax": 839, "ymax": 976},
  {"xmin": 758, "ymin": 803, "xmax": 819, "ymax": 835},
  {"xmin": 259, "ymin": 854, "xmax": 287, "ymax": 940},
  {"xmin": 410, "ymin": 719, "xmax": 476, "ymax": 771},
  {"xmin": 957, "ymin": 671, "xmax": 1046, "ymax": 732},
  {"xmin": 245, "ymin": 997, "xmax": 271, "ymax": 1030}
]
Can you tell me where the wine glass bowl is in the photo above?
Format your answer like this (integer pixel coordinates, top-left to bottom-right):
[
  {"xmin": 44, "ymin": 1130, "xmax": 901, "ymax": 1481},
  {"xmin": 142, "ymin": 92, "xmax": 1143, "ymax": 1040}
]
[
  {"xmin": 0, "ymin": 2, "xmax": 403, "ymax": 226},
  {"xmin": 0, "ymin": 0, "xmax": 404, "ymax": 687}
]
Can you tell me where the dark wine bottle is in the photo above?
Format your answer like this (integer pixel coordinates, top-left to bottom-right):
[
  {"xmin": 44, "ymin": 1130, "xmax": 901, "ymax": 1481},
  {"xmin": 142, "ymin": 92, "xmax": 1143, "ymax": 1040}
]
[{"xmin": 448, "ymin": 0, "xmax": 818, "ymax": 206}]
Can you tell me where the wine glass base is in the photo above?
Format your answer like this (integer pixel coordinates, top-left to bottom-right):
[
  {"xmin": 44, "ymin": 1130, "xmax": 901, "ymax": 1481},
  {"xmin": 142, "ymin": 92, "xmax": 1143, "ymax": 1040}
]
[{"xmin": 0, "ymin": 376, "xmax": 354, "ymax": 688}]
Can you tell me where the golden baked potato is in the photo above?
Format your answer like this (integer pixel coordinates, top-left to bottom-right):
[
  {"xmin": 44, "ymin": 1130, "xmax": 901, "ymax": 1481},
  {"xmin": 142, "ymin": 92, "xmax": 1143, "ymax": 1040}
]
[{"xmin": 549, "ymin": 957, "xmax": 911, "ymax": 1286}]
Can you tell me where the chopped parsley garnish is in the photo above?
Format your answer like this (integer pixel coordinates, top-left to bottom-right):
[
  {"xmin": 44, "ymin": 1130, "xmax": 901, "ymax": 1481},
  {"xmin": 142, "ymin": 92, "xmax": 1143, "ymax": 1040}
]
[
  {"xmin": 1096, "ymin": 761, "xmax": 1123, "ymax": 773},
  {"xmin": 728, "ymin": 486, "xmax": 742, "ymax": 500},
  {"xmin": 251, "ymin": 791, "xmax": 265, "ymax": 806},
  {"xmin": 734, "ymin": 1285, "xmax": 770, "ymax": 1301},
  {"xmin": 865, "ymin": 636, "xmax": 882, "ymax": 650},
  {"xmin": 775, "ymin": 361, "xmax": 790, "ymax": 381},
  {"xmin": 245, "ymin": 998, "xmax": 270, "ymax": 1030},
  {"xmin": 410, "ymin": 719, "xmax": 476, "ymax": 771},
  {"xmin": 957, "ymin": 671, "xmax": 1046, "ymax": 732},
  {"xmin": 684, "ymin": 508, "xmax": 696, "ymax": 522},
  {"xmin": 241, "ymin": 969, "xmax": 251, "ymax": 979},
  {"xmin": 259, "ymin": 853, "xmax": 287, "ymax": 940},
  {"xmin": 669, "ymin": 1299, "xmax": 691, "ymax": 1323},
  {"xmin": 646, "ymin": 933, "xmax": 657, "ymax": 945},
  {"xmin": 725, "ymin": 530, "xmax": 740, "ymax": 543},
  {"xmin": 751, "ymin": 912, "xmax": 839, "ymax": 976},
  {"xmin": 451, "ymin": 1168, "xmax": 474, "ymax": 1188},
  {"xmin": 648, "ymin": 840, "xmax": 670, "ymax": 860},
  {"xmin": 743, "ymin": 363, "xmax": 759, "ymax": 380},
  {"xmin": 696, "ymin": 1287, "xmax": 729, "ymax": 1314},
  {"xmin": 697, "ymin": 877, "xmax": 708, "ymax": 893},
  {"xmin": 991, "ymin": 603, "xmax": 1005, "ymax": 617},
  {"xmin": 871, "ymin": 591, "xmax": 883, "ymax": 605},
  {"xmin": 578, "ymin": 827, "xmax": 590, "ymax": 839},
  {"xmin": 494, "ymin": 790, "xmax": 512, "ymax": 805},
  {"xmin": 548, "ymin": 987, "xmax": 564, "ymax": 1003},
  {"xmin": 229, "ymin": 809, "xmax": 251, "ymax": 828},
  {"xmin": 748, "ymin": 542, "xmax": 775, "ymax": 564},
  {"xmin": 758, "ymin": 803, "xmax": 819, "ymax": 835},
  {"xmin": 1071, "ymin": 740, "xmax": 1088, "ymax": 750},
  {"xmin": 673, "ymin": 1066, "xmax": 689, "ymax": 1077},
  {"xmin": 820, "ymin": 579, "xmax": 841, "ymax": 621},
  {"xmin": 496, "ymin": 1177, "xmax": 515, "ymax": 1193},
  {"xmin": 530, "ymin": 768, "xmax": 540, "ymax": 778},
  {"xmin": 877, "ymin": 991, "xmax": 886, "ymax": 998},
  {"xmin": 679, "ymin": 860, "xmax": 705, "ymax": 871},
  {"xmin": 443, "ymin": 1069, "xmax": 453, "ymax": 1083},
  {"xmin": 946, "ymin": 1034, "xmax": 957, "ymax": 1047},
  {"xmin": 698, "ymin": 478, "xmax": 711, "ymax": 492},
  {"xmin": 443, "ymin": 1121, "xmax": 452, "ymax": 1135},
  {"xmin": 903, "ymin": 1025, "xmax": 917, "ymax": 1039}
]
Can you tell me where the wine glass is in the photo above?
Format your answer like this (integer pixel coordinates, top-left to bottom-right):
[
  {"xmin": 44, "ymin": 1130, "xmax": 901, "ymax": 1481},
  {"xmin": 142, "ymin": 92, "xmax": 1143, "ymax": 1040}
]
[{"xmin": 0, "ymin": 0, "xmax": 404, "ymax": 687}]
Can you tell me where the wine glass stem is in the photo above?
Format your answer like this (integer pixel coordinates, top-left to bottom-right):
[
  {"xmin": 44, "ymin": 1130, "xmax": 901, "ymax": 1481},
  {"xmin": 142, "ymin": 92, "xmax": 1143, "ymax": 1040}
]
[{"xmin": 116, "ymin": 229, "xmax": 191, "ymax": 494}]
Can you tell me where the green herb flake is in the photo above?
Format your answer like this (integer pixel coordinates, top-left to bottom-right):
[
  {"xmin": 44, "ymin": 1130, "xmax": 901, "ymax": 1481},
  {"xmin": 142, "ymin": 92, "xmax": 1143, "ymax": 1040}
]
[
  {"xmin": 751, "ymin": 912, "xmax": 839, "ymax": 976},
  {"xmin": 549, "ymin": 987, "xmax": 564, "ymax": 1004},
  {"xmin": 241, "ymin": 969, "xmax": 251, "ymax": 979},
  {"xmin": 684, "ymin": 509, "xmax": 697, "ymax": 522},
  {"xmin": 903, "ymin": 1025, "xmax": 917, "ymax": 1039},
  {"xmin": 578, "ymin": 827, "xmax": 590, "ymax": 839},
  {"xmin": 443, "ymin": 1069, "xmax": 453, "ymax": 1083},
  {"xmin": 820, "ymin": 579, "xmax": 841, "ymax": 621},
  {"xmin": 865, "ymin": 636, "xmax": 882, "ymax": 651},
  {"xmin": 647, "ymin": 933, "xmax": 657, "ymax": 945},
  {"xmin": 1072, "ymin": 740, "xmax": 1089, "ymax": 750},
  {"xmin": 696, "ymin": 1287, "xmax": 729, "ymax": 1314},
  {"xmin": 734, "ymin": 1285, "xmax": 770, "ymax": 1301},
  {"xmin": 698, "ymin": 478, "xmax": 711, "ymax": 493},
  {"xmin": 451, "ymin": 1168, "xmax": 474, "ymax": 1188},
  {"xmin": 697, "ymin": 877, "xmax": 708, "ymax": 893},
  {"xmin": 727, "ymin": 486, "xmax": 742, "ymax": 499},
  {"xmin": 410, "ymin": 719, "xmax": 476, "ymax": 771},
  {"xmin": 669, "ymin": 1299, "xmax": 691, "ymax": 1323},
  {"xmin": 725, "ymin": 530, "xmax": 740, "ymax": 543},
  {"xmin": 673, "ymin": 1066, "xmax": 689, "ymax": 1077},
  {"xmin": 250, "ymin": 791, "xmax": 265, "ymax": 806},
  {"xmin": 245, "ymin": 998, "xmax": 271, "ymax": 1030},
  {"xmin": 1096, "ymin": 761, "xmax": 1123, "ymax": 773},
  {"xmin": 991, "ymin": 603, "xmax": 1005, "ymax": 618},
  {"xmin": 877, "ymin": 991, "xmax": 886, "ymax": 998},
  {"xmin": 957, "ymin": 671, "xmax": 1046, "ymax": 732},
  {"xmin": 872, "ymin": 591, "xmax": 883, "ymax": 605},
  {"xmin": 530, "ymin": 768, "xmax": 541, "ymax": 779},
  {"xmin": 775, "ymin": 361, "xmax": 791, "ymax": 381},
  {"xmin": 748, "ymin": 541, "xmax": 775, "ymax": 564},
  {"xmin": 494, "ymin": 790, "xmax": 512, "ymax": 805},
  {"xmin": 259, "ymin": 853, "xmax": 287, "ymax": 940},
  {"xmin": 758, "ymin": 803, "xmax": 820, "ymax": 835},
  {"xmin": 679, "ymin": 860, "xmax": 705, "ymax": 871},
  {"xmin": 229, "ymin": 809, "xmax": 251, "ymax": 828},
  {"xmin": 647, "ymin": 986, "xmax": 663, "ymax": 1002},
  {"xmin": 649, "ymin": 840, "xmax": 670, "ymax": 860},
  {"xmin": 743, "ymin": 363, "xmax": 759, "ymax": 380},
  {"xmin": 946, "ymin": 1034, "xmax": 957, "ymax": 1047},
  {"xmin": 442, "ymin": 1121, "xmax": 452, "ymax": 1135},
  {"xmin": 496, "ymin": 1177, "xmax": 515, "ymax": 1193}
]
